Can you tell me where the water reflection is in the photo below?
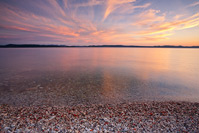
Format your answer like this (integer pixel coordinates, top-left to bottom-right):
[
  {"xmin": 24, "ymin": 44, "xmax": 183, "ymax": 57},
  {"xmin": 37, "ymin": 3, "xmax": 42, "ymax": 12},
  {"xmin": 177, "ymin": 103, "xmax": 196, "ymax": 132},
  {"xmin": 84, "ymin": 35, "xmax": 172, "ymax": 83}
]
[
  {"xmin": 102, "ymin": 71, "xmax": 114, "ymax": 98},
  {"xmin": 0, "ymin": 48, "xmax": 199, "ymax": 105}
]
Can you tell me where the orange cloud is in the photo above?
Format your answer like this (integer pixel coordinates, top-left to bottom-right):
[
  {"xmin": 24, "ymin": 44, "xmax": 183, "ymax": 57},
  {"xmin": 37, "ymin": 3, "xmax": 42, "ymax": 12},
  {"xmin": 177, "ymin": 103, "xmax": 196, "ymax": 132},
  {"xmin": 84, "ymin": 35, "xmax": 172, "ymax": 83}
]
[
  {"xmin": 139, "ymin": 13, "xmax": 199, "ymax": 35},
  {"xmin": 0, "ymin": 0, "xmax": 198, "ymax": 46},
  {"xmin": 0, "ymin": 25, "xmax": 37, "ymax": 32},
  {"xmin": 103, "ymin": 0, "xmax": 136, "ymax": 21},
  {"xmin": 142, "ymin": 33, "xmax": 172, "ymax": 41},
  {"xmin": 44, "ymin": 26, "xmax": 79, "ymax": 37},
  {"xmin": 132, "ymin": 9, "xmax": 165, "ymax": 26}
]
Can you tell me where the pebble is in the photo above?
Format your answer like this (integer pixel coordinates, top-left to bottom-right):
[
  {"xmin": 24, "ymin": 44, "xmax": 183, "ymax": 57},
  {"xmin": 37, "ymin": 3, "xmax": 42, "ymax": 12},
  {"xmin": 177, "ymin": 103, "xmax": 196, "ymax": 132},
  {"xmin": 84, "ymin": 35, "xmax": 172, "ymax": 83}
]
[
  {"xmin": 49, "ymin": 116, "xmax": 56, "ymax": 120},
  {"xmin": 4, "ymin": 127, "xmax": 10, "ymax": 130},
  {"xmin": 0, "ymin": 101, "xmax": 199, "ymax": 132}
]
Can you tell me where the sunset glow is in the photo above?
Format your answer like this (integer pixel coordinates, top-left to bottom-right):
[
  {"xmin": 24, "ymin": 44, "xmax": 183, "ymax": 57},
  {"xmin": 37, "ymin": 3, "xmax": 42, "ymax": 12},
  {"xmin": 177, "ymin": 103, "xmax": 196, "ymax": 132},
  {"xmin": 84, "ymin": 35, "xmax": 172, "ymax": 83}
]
[{"xmin": 0, "ymin": 0, "xmax": 199, "ymax": 46}]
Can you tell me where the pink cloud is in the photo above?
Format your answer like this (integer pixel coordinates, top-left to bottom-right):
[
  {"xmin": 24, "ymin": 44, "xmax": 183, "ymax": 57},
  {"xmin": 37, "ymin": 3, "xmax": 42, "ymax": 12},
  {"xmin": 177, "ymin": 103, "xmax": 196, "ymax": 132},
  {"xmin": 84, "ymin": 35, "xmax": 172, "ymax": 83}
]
[
  {"xmin": 132, "ymin": 9, "xmax": 165, "ymax": 26},
  {"xmin": 103, "ymin": 0, "xmax": 136, "ymax": 21},
  {"xmin": 0, "ymin": 0, "xmax": 198, "ymax": 46},
  {"xmin": 138, "ymin": 13, "xmax": 199, "ymax": 35},
  {"xmin": 188, "ymin": 1, "xmax": 199, "ymax": 7}
]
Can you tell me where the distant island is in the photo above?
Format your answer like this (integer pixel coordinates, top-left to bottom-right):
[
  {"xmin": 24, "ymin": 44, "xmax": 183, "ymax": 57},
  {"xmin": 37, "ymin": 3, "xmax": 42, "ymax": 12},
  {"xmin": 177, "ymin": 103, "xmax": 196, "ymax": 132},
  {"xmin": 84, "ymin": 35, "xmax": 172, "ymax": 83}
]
[{"xmin": 0, "ymin": 44, "xmax": 199, "ymax": 48}]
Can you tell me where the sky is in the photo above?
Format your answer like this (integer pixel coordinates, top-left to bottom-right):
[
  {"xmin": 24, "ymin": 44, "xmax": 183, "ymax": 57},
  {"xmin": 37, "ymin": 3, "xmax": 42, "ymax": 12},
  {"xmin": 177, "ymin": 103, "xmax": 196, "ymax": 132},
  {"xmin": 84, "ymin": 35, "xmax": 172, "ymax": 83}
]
[{"xmin": 0, "ymin": 0, "xmax": 199, "ymax": 46}]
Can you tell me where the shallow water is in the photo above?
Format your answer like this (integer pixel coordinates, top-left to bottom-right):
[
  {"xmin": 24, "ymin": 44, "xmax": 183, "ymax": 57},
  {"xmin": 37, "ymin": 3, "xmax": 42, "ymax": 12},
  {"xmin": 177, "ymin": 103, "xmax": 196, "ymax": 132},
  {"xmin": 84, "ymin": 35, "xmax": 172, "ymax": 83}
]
[{"xmin": 0, "ymin": 48, "xmax": 199, "ymax": 105}]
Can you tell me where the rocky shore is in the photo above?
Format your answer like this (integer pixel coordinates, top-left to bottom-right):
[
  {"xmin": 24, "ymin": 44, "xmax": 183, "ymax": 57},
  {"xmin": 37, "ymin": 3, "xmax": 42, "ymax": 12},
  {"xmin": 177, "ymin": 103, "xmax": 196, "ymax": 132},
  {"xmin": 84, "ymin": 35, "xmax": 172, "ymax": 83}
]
[{"xmin": 1, "ymin": 101, "xmax": 199, "ymax": 132}]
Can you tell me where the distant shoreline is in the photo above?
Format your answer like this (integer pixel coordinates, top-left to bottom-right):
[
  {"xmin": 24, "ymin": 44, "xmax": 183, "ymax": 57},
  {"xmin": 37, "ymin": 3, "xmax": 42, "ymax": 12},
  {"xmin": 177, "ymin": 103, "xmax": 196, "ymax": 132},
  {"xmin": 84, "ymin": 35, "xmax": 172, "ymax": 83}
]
[{"xmin": 0, "ymin": 44, "xmax": 199, "ymax": 48}]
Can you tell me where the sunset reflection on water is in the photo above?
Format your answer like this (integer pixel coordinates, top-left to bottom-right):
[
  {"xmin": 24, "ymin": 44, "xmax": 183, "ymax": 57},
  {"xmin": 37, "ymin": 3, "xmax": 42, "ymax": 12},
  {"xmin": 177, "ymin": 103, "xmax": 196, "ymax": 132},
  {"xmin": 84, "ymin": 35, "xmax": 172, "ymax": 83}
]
[{"xmin": 0, "ymin": 48, "xmax": 199, "ymax": 105}]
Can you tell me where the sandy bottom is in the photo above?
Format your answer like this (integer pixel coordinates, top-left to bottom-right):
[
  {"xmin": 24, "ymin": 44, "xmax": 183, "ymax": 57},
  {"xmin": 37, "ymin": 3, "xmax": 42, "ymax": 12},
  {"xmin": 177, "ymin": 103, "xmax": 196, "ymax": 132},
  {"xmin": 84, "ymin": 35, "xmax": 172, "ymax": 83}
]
[{"xmin": 0, "ymin": 101, "xmax": 198, "ymax": 132}]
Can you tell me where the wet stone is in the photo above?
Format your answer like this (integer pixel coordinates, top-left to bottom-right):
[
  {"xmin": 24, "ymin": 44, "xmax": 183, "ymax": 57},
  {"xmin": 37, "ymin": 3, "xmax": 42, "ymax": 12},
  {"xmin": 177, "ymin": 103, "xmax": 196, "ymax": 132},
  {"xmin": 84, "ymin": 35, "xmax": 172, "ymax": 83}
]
[{"xmin": 0, "ymin": 102, "xmax": 199, "ymax": 132}]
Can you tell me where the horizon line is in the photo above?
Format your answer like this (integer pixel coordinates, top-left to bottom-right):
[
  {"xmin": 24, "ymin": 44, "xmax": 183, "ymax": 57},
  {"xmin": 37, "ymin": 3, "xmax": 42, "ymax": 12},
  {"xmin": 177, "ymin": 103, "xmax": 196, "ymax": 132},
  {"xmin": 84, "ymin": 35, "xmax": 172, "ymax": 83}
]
[{"xmin": 0, "ymin": 44, "xmax": 199, "ymax": 48}]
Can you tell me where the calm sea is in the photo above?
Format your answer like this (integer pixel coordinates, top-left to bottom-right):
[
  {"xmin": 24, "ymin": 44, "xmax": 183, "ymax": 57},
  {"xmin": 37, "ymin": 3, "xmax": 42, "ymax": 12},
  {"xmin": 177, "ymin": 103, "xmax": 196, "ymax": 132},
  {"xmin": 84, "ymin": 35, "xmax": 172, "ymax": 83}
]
[{"xmin": 0, "ymin": 48, "xmax": 199, "ymax": 105}]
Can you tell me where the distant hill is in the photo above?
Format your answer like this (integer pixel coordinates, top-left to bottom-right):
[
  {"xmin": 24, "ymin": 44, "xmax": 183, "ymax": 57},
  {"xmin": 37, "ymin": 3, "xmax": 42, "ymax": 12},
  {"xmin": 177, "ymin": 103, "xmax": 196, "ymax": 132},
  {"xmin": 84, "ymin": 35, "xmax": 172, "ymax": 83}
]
[{"xmin": 0, "ymin": 44, "xmax": 199, "ymax": 48}]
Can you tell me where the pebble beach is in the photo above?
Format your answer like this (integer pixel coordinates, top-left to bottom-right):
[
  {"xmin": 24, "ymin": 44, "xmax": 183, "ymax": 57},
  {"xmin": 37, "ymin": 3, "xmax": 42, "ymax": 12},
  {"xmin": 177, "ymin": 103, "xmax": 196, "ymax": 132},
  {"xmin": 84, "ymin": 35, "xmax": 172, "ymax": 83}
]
[
  {"xmin": 1, "ymin": 0, "xmax": 199, "ymax": 132},
  {"xmin": 1, "ymin": 101, "xmax": 199, "ymax": 132},
  {"xmin": 1, "ymin": 48, "xmax": 199, "ymax": 132}
]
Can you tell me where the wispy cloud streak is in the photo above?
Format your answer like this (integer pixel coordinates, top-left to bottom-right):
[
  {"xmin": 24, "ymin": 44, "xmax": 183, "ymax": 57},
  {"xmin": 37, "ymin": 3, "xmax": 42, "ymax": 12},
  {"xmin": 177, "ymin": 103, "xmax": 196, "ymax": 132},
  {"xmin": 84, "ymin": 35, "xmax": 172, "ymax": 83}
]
[
  {"xmin": 0, "ymin": 0, "xmax": 198, "ymax": 45},
  {"xmin": 187, "ymin": 1, "xmax": 199, "ymax": 7},
  {"xmin": 103, "ymin": 0, "xmax": 136, "ymax": 21}
]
